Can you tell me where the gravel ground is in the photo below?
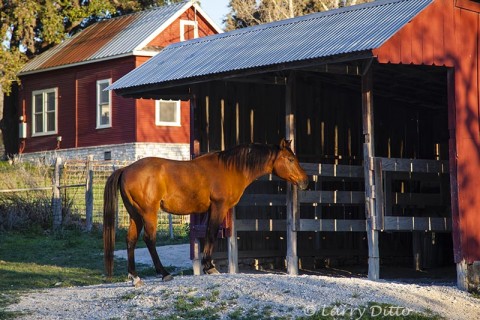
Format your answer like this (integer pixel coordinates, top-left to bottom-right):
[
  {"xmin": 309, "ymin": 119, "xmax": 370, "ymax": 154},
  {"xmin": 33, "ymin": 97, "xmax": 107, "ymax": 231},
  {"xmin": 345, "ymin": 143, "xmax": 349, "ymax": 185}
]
[{"xmin": 6, "ymin": 245, "xmax": 480, "ymax": 320}]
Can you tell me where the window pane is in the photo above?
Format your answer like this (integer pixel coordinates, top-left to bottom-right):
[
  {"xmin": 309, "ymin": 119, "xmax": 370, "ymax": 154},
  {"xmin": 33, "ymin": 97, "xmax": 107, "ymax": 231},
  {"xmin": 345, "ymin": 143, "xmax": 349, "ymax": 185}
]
[
  {"xmin": 100, "ymin": 104, "xmax": 110, "ymax": 125},
  {"xmin": 34, "ymin": 94, "xmax": 43, "ymax": 113},
  {"xmin": 99, "ymin": 83, "xmax": 109, "ymax": 104},
  {"xmin": 183, "ymin": 25, "xmax": 195, "ymax": 41},
  {"xmin": 46, "ymin": 111, "xmax": 55, "ymax": 132},
  {"xmin": 46, "ymin": 92, "xmax": 55, "ymax": 111},
  {"xmin": 159, "ymin": 101, "xmax": 177, "ymax": 123},
  {"xmin": 35, "ymin": 113, "xmax": 43, "ymax": 133}
]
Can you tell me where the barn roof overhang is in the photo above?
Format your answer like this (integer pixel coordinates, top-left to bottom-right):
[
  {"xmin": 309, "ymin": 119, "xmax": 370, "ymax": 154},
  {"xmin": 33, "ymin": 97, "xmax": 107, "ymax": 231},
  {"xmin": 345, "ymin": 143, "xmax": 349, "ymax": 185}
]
[
  {"xmin": 114, "ymin": 51, "xmax": 374, "ymax": 99},
  {"xmin": 109, "ymin": 0, "xmax": 434, "ymax": 99}
]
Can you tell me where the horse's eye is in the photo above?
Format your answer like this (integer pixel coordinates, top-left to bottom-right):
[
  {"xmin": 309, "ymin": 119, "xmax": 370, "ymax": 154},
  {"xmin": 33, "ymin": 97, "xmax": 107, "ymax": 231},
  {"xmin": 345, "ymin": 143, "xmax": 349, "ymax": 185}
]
[{"xmin": 288, "ymin": 157, "xmax": 294, "ymax": 162}]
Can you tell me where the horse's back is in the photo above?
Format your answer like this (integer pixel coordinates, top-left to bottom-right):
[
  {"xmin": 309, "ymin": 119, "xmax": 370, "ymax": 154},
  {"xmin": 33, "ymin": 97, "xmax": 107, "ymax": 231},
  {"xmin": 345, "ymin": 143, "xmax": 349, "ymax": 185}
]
[{"xmin": 120, "ymin": 156, "xmax": 212, "ymax": 214}]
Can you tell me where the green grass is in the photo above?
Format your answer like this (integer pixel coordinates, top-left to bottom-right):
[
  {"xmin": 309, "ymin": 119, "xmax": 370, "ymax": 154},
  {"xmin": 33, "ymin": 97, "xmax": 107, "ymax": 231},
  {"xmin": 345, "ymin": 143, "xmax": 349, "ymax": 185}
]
[
  {"xmin": 0, "ymin": 226, "xmax": 181, "ymax": 317},
  {"xmin": 0, "ymin": 228, "xmax": 117, "ymax": 291}
]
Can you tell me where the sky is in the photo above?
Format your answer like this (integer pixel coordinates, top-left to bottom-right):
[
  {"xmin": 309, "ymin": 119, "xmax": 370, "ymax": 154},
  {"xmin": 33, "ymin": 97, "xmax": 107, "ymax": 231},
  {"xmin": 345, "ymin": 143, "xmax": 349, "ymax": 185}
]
[{"xmin": 199, "ymin": 0, "xmax": 230, "ymax": 29}]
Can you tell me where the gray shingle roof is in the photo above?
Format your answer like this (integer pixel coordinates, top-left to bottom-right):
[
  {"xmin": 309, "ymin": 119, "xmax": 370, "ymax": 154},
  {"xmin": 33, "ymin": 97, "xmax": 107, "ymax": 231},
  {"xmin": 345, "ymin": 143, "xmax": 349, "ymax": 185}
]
[{"xmin": 110, "ymin": 0, "xmax": 432, "ymax": 92}]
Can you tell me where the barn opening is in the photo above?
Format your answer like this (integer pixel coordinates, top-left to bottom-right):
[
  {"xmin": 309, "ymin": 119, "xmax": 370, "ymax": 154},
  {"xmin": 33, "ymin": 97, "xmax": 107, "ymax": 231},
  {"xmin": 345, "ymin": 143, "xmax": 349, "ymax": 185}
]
[{"xmin": 190, "ymin": 61, "xmax": 454, "ymax": 280}]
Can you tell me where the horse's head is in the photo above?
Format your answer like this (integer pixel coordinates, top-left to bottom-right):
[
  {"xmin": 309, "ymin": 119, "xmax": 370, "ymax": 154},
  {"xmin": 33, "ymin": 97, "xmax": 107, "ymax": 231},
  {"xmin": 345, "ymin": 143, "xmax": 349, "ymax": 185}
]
[{"xmin": 273, "ymin": 139, "xmax": 309, "ymax": 190}]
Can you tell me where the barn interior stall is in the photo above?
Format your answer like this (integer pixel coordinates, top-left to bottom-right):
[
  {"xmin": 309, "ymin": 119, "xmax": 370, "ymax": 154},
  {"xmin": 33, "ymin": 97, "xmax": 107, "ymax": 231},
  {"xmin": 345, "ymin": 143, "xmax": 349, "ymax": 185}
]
[{"xmin": 189, "ymin": 60, "xmax": 453, "ymax": 280}]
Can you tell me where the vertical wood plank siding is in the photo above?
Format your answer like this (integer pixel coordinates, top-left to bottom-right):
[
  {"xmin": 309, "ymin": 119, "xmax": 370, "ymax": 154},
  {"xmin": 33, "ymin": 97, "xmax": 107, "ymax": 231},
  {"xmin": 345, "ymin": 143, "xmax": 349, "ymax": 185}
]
[{"xmin": 374, "ymin": 0, "xmax": 480, "ymax": 263}]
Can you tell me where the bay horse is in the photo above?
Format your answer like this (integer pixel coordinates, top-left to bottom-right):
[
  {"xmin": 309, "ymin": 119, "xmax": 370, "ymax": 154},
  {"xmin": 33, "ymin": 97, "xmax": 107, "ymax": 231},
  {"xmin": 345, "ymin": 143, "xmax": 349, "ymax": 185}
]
[{"xmin": 103, "ymin": 139, "xmax": 308, "ymax": 287}]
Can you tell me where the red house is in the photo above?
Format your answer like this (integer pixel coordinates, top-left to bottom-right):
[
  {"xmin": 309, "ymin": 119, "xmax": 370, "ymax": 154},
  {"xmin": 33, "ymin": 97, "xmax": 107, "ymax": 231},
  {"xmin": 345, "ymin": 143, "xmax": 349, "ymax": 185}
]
[{"xmin": 17, "ymin": 0, "xmax": 222, "ymax": 162}]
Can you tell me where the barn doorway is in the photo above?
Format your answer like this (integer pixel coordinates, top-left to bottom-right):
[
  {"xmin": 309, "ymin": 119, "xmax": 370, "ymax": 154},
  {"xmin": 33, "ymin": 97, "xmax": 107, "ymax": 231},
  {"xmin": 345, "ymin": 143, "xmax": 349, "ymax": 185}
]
[
  {"xmin": 190, "ymin": 62, "xmax": 454, "ymax": 281},
  {"xmin": 292, "ymin": 62, "xmax": 454, "ymax": 280},
  {"xmin": 373, "ymin": 63, "xmax": 454, "ymax": 280}
]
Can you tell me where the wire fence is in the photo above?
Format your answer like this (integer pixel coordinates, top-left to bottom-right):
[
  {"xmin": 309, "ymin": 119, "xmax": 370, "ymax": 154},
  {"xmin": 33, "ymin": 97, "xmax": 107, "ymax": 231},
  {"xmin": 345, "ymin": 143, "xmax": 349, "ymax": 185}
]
[
  {"xmin": 0, "ymin": 157, "xmax": 189, "ymax": 234},
  {"xmin": 61, "ymin": 158, "xmax": 189, "ymax": 230}
]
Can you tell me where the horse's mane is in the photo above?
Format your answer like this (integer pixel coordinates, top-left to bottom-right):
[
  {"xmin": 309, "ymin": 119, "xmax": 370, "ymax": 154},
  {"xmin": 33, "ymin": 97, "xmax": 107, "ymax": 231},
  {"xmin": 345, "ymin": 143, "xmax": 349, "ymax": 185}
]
[{"xmin": 217, "ymin": 143, "xmax": 279, "ymax": 173}]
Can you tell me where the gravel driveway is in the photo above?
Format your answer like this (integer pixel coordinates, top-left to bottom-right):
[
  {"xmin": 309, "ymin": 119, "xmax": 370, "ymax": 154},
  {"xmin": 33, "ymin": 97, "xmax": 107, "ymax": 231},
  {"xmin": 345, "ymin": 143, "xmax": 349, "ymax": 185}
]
[{"xmin": 6, "ymin": 244, "xmax": 480, "ymax": 319}]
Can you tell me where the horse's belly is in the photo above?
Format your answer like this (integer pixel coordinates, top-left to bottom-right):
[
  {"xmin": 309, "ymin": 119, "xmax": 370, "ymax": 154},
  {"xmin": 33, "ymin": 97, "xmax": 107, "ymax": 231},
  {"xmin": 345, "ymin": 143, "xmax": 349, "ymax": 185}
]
[{"xmin": 161, "ymin": 195, "xmax": 210, "ymax": 215}]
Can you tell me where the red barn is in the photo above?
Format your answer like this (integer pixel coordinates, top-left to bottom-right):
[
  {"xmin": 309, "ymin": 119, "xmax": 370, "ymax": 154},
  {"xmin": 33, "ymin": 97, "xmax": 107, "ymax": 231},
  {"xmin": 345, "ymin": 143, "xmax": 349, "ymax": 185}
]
[
  {"xmin": 17, "ymin": 0, "xmax": 222, "ymax": 162},
  {"xmin": 111, "ymin": 0, "xmax": 480, "ymax": 291}
]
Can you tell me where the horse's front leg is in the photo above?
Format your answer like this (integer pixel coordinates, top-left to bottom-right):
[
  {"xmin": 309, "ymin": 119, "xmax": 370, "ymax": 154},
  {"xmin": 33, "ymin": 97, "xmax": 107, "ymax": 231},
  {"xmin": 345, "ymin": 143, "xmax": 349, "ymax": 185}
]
[{"xmin": 202, "ymin": 202, "xmax": 228, "ymax": 274}]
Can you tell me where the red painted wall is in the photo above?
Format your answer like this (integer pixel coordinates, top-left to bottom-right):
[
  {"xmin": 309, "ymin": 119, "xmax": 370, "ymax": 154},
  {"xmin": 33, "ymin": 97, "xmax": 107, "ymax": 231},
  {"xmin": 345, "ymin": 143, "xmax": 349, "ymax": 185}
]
[
  {"xmin": 19, "ymin": 57, "xmax": 137, "ymax": 153},
  {"xmin": 374, "ymin": 0, "xmax": 480, "ymax": 263},
  {"xmin": 147, "ymin": 7, "xmax": 218, "ymax": 48},
  {"xmin": 18, "ymin": 7, "xmax": 219, "ymax": 154},
  {"xmin": 135, "ymin": 96, "xmax": 190, "ymax": 144},
  {"xmin": 133, "ymin": 56, "xmax": 190, "ymax": 144}
]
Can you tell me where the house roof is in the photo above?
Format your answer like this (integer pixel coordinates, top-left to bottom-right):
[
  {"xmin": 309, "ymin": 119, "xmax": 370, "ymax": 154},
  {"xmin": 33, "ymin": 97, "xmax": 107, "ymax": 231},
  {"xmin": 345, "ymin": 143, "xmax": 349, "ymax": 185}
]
[
  {"xmin": 19, "ymin": 0, "xmax": 222, "ymax": 76},
  {"xmin": 109, "ymin": 0, "xmax": 433, "ymax": 95}
]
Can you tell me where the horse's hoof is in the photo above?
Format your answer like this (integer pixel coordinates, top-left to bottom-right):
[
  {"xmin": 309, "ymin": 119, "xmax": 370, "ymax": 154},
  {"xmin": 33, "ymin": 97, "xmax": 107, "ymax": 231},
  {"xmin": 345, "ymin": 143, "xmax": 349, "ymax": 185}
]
[
  {"xmin": 204, "ymin": 267, "xmax": 220, "ymax": 275},
  {"xmin": 162, "ymin": 274, "xmax": 174, "ymax": 282},
  {"xmin": 128, "ymin": 274, "xmax": 144, "ymax": 287},
  {"xmin": 134, "ymin": 278, "xmax": 145, "ymax": 287}
]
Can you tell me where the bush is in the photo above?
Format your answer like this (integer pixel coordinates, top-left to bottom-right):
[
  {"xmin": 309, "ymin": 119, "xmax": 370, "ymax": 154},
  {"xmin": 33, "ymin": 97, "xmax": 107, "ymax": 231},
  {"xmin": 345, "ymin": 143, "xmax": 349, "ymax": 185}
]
[
  {"xmin": 0, "ymin": 194, "xmax": 52, "ymax": 231},
  {"xmin": 0, "ymin": 161, "xmax": 53, "ymax": 231}
]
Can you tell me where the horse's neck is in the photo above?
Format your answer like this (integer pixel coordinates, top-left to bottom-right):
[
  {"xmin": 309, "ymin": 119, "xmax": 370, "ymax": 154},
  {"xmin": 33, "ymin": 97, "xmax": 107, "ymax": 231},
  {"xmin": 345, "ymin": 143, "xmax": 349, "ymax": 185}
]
[{"xmin": 244, "ymin": 155, "xmax": 275, "ymax": 185}]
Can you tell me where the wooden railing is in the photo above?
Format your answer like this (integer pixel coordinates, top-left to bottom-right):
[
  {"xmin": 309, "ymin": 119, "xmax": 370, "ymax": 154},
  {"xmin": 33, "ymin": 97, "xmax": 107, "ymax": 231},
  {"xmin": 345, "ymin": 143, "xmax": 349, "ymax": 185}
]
[{"xmin": 188, "ymin": 158, "xmax": 452, "ymax": 275}]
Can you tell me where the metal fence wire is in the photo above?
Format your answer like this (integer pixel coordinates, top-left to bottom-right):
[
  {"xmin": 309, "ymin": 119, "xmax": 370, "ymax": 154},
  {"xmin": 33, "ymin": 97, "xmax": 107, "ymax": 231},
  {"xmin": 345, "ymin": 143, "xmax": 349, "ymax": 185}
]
[{"xmin": 61, "ymin": 159, "xmax": 189, "ymax": 230}]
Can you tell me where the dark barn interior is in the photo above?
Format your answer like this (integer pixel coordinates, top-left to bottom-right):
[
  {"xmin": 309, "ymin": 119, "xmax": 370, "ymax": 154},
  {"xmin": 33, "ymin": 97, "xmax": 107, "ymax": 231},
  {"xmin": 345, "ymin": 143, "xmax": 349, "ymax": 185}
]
[{"xmin": 191, "ymin": 61, "xmax": 454, "ymax": 279}]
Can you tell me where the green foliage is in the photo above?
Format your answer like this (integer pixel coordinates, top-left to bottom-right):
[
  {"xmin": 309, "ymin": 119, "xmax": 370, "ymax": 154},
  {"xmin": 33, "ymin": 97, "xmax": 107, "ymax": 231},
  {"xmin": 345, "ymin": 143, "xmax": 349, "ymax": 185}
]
[
  {"xmin": 0, "ymin": 0, "xmax": 183, "ymax": 95},
  {"xmin": 0, "ymin": 161, "xmax": 53, "ymax": 231},
  {"xmin": 170, "ymin": 291, "xmax": 220, "ymax": 320},
  {"xmin": 225, "ymin": 0, "xmax": 374, "ymax": 31}
]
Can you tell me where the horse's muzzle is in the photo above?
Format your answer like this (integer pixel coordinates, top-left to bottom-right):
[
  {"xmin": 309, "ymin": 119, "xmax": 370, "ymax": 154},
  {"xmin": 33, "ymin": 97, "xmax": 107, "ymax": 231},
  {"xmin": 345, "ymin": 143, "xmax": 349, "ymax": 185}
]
[{"xmin": 297, "ymin": 178, "xmax": 309, "ymax": 190}]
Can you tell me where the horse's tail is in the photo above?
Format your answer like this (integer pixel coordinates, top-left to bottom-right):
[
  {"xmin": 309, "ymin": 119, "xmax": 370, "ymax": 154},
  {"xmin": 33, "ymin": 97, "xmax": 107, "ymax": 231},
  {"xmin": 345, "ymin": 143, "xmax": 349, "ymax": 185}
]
[{"xmin": 103, "ymin": 168, "xmax": 124, "ymax": 278}]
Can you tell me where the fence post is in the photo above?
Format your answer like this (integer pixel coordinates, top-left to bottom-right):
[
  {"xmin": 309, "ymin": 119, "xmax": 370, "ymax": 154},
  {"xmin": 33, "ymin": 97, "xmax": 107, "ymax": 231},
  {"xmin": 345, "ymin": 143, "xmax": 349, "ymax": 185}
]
[
  {"xmin": 228, "ymin": 208, "xmax": 239, "ymax": 274},
  {"xmin": 169, "ymin": 214, "xmax": 174, "ymax": 239},
  {"xmin": 85, "ymin": 155, "xmax": 94, "ymax": 231},
  {"xmin": 52, "ymin": 157, "xmax": 62, "ymax": 230},
  {"xmin": 192, "ymin": 238, "xmax": 202, "ymax": 275}
]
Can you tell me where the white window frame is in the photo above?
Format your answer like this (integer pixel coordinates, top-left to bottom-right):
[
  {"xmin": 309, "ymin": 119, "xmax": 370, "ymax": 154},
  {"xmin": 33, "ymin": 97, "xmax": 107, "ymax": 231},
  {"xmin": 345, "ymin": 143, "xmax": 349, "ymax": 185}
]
[
  {"xmin": 155, "ymin": 100, "xmax": 181, "ymax": 127},
  {"xmin": 96, "ymin": 79, "xmax": 112, "ymax": 129},
  {"xmin": 31, "ymin": 88, "xmax": 58, "ymax": 137},
  {"xmin": 180, "ymin": 20, "xmax": 199, "ymax": 41}
]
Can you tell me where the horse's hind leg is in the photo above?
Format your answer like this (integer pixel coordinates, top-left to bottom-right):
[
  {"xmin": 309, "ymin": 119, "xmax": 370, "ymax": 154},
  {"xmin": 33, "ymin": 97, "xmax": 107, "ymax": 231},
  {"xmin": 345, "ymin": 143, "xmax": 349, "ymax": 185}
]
[
  {"xmin": 202, "ymin": 203, "xmax": 228, "ymax": 274},
  {"xmin": 143, "ymin": 213, "xmax": 173, "ymax": 282},
  {"xmin": 126, "ymin": 215, "xmax": 145, "ymax": 287}
]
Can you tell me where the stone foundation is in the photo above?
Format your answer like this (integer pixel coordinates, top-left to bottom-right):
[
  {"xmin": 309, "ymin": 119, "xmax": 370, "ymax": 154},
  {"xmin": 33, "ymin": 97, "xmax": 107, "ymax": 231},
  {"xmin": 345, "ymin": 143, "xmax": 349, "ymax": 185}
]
[
  {"xmin": 18, "ymin": 142, "xmax": 190, "ymax": 164},
  {"xmin": 457, "ymin": 260, "xmax": 480, "ymax": 293}
]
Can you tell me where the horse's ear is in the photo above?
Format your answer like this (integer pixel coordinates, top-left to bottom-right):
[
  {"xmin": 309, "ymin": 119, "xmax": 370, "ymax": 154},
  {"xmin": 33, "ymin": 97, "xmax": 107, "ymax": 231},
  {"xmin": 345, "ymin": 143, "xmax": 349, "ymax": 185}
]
[{"xmin": 280, "ymin": 138, "xmax": 291, "ymax": 149}]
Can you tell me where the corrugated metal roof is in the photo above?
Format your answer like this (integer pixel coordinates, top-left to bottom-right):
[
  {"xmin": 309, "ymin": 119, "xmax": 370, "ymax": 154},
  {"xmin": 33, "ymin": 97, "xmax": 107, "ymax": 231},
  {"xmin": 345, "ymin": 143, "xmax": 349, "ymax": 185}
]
[
  {"xmin": 109, "ymin": 0, "xmax": 433, "ymax": 92},
  {"xmin": 19, "ymin": 0, "xmax": 193, "ymax": 75}
]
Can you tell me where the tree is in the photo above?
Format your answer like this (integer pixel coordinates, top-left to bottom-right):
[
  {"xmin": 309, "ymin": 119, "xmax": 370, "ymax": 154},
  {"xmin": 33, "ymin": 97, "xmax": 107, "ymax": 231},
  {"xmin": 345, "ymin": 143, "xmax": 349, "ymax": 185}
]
[
  {"xmin": 0, "ymin": 0, "xmax": 181, "ymax": 158},
  {"xmin": 225, "ymin": 0, "xmax": 373, "ymax": 30},
  {"xmin": 0, "ymin": 0, "xmax": 182, "ymax": 96}
]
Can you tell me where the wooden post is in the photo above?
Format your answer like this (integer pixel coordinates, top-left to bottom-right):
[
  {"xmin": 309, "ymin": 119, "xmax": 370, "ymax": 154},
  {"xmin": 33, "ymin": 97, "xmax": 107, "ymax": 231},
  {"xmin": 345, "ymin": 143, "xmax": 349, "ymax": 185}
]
[
  {"xmin": 192, "ymin": 238, "xmax": 202, "ymax": 275},
  {"xmin": 189, "ymin": 93, "xmax": 204, "ymax": 276},
  {"xmin": 362, "ymin": 61, "xmax": 379, "ymax": 280},
  {"xmin": 228, "ymin": 208, "xmax": 239, "ymax": 274},
  {"xmin": 85, "ymin": 155, "xmax": 94, "ymax": 231},
  {"xmin": 52, "ymin": 157, "xmax": 62, "ymax": 230},
  {"xmin": 169, "ymin": 214, "xmax": 174, "ymax": 239},
  {"xmin": 412, "ymin": 232, "xmax": 423, "ymax": 271},
  {"xmin": 286, "ymin": 71, "xmax": 299, "ymax": 275}
]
